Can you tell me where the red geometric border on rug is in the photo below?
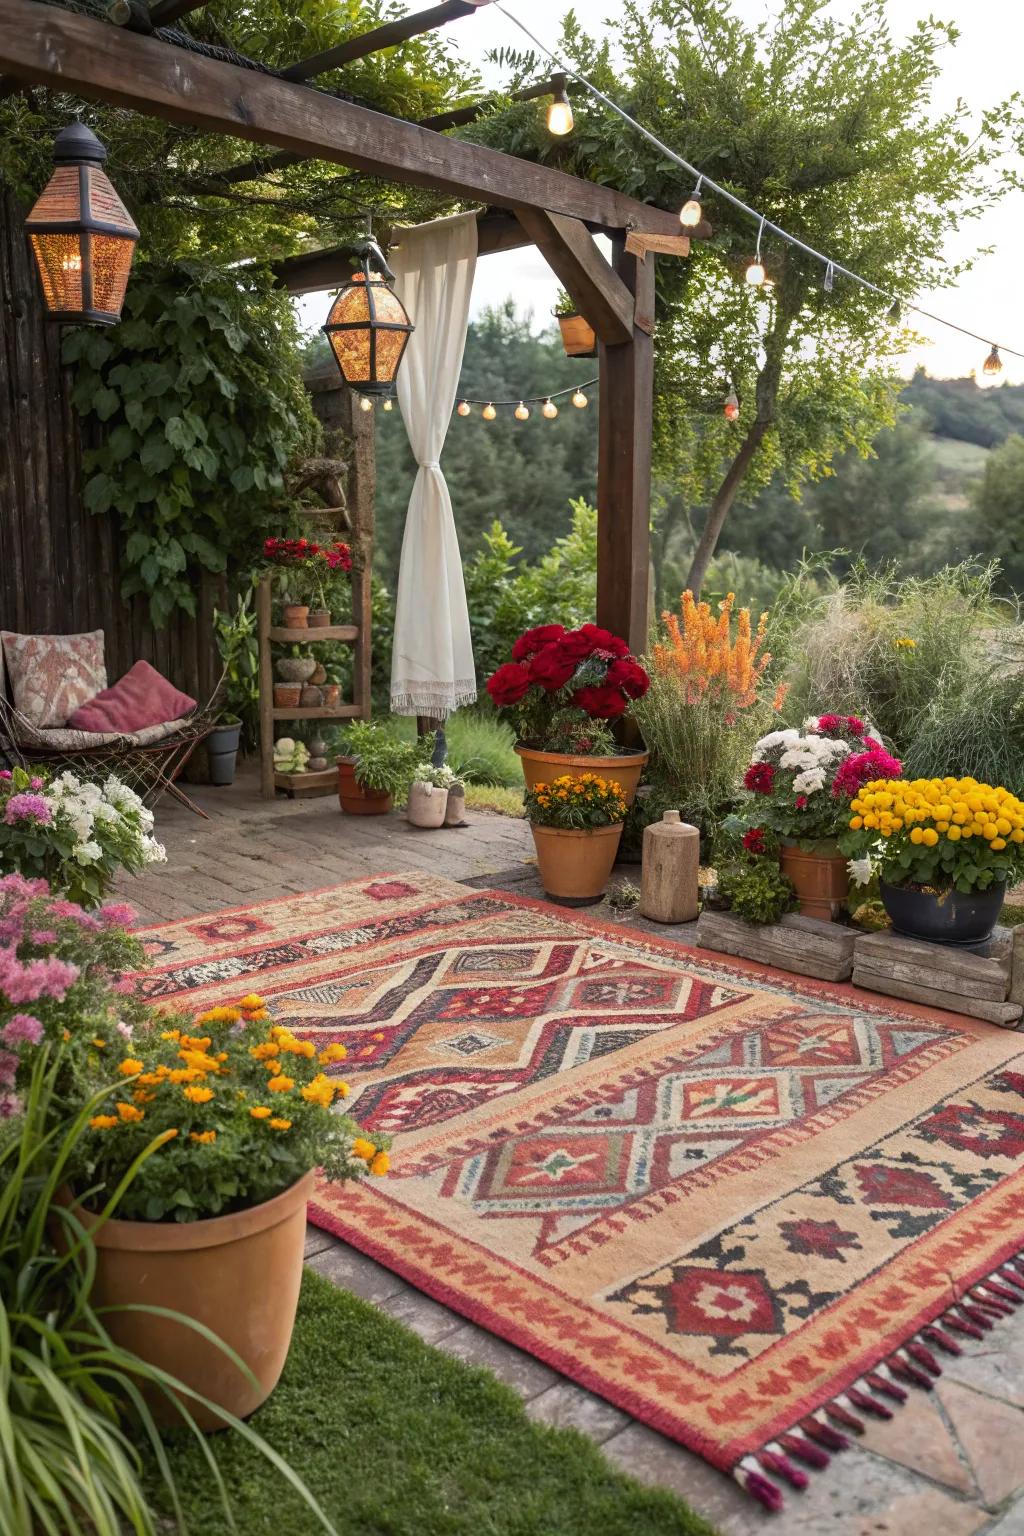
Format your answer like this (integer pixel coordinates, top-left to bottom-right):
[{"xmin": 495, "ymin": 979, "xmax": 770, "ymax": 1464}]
[{"xmin": 134, "ymin": 871, "xmax": 1024, "ymax": 1510}]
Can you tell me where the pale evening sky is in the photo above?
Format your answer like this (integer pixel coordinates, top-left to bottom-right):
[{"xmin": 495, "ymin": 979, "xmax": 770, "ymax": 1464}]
[{"xmin": 300, "ymin": 0, "xmax": 1024, "ymax": 383}]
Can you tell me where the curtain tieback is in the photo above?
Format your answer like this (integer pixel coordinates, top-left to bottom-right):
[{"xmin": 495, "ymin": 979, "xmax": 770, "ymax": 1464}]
[{"xmin": 420, "ymin": 460, "xmax": 442, "ymax": 470}]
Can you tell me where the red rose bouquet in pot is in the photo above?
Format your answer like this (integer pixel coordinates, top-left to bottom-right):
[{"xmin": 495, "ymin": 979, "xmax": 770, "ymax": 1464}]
[
  {"xmin": 487, "ymin": 624, "xmax": 651, "ymax": 802},
  {"xmin": 264, "ymin": 536, "xmax": 352, "ymax": 623}
]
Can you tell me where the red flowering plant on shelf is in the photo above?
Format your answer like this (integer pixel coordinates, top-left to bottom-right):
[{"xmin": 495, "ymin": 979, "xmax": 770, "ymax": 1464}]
[
  {"xmin": 740, "ymin": 712, "xmax": 902, "ymax": 850},
  {"xmin": 263, "ymin": 536, "xmax": 352, "ymax": 615},
  {"xmin": 486, "ymin": 623, "xmax": 650, "ymax": 753}
]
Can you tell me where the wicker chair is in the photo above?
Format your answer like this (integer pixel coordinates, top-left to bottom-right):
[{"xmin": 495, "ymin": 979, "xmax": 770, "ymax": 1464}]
[{"xmin": 0, "ymin": 648, "xmax": 221, "ymax": 819}]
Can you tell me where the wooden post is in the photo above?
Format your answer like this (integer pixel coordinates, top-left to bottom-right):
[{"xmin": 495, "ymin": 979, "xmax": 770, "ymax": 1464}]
[
  {"xmin": 256, "ymin": 575, "xmax": 275, "ymax": 799},
  {"xmin": 597, "ymin": 241, "xmax": 655, "ymax": 655}
]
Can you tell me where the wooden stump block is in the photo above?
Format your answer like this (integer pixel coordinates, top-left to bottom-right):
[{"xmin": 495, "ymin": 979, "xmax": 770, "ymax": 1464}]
[
  {"xmin": 695, "ymin": 909, "xmax": 856, "ymax": 982},
  {"xmin": 1011, "ymin": 926, "xmax": 1024, "ymax": 1008},
  {"xmin": 853, "ymin": 930, "xmax": 1011, "ymax": 1002}
]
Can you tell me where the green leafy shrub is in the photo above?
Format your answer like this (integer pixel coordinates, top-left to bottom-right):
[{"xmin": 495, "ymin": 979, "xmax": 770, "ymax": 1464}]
[
  {"xmin": 64, "ymin": 263, "xmax": 319, "ymax": 626},
  {"xmin": 339, "ymin": 721, "xmax": 418, "ymax": 797},
  {"xmin": 717, "ymin": 860, "xmax": 797, "ymax": 925}
]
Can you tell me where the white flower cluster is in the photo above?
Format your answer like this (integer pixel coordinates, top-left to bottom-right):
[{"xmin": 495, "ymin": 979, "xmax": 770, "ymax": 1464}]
[
  {"xmin": 44, "ymin": 771, "xmax": 165, "ymax": 868},
  {"xmin": 752, "ymin": 727, "xmax": 852, "ymax": 799}
]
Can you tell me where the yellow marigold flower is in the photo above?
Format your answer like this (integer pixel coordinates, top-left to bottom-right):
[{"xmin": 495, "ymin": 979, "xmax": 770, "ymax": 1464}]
[
  {"xmin": 137, "ymin": 1071, "xmax": 164, "ymax": 1087},
  {"xmin": 263, "ymin": 1059, "xmax": 283, "ymax": 1076},
  {"xmin": 947, "ymin": 826, "xmax": 962, "ymax": 841},
  {"xmin": 992, "ymin": 837, "xmax": 1007, "ymax": 850},
  {"xmin": 245, "ymin": 1008, "xmax": 270, "ymax": 1022},
  {"xmin": 269, "ymin": 1117, "xmax": 292, "ymax": 1131},
  {"xmin": 351, "ymin": 1137, "xmax": 376, "ymax": 1162},
  {"xmin": 335, "ymin": 1081, "xmax": 350, "ymax": 1097},
  {"xmin": 319, "ymin": 1043, "xmax": 348, "ymax": 1065},
  {"xmin": 370, "ymin": 1152, "xmax": 390, "ymax": 1176},
  {"xmin": 195, "ymin": 1006, "xmax": 241, "ymax": 1025},
  {"xmin": 133, "ymin": 1088, "xmax": 156, "ymax": 1104},
  {"xmin": 279, "ymin": 1038, "xmax": 316, "ymax": 1058},
  {"xmin": 182, "ymin": 1085, "xmax": 214, "ymax": 1104},
  {"xmin": 160, "ymin": 1028, "xmax": 181, "ymax": 1042},
  {"xmin": 239, "ymin": 994, "xmax": 265, "ymax": 1010},
  {"xmin": 921, "ymin": 828, "xmax": 939, "ymax": 847},
  {"xmin": 250, "ymin": 1106, "xmax": 272, "ymax": 1119},
  {"xmin": 189, "ymin": 1129, "xmax": 217, "ymax": 1144},
  {"xmin": 116, "ymin": 1101, "xmax": 145, "ymax": 1122},
  {"xmin": 267, "ymin": 1074, "xmax": 294, "ymax": 1093},
  {"xmin": 251, "ymin": 1041, "xmax": 279, "ymax": 1061},
  {"xmin": 167, "ymin": 1068, "xmax": 197, "ymax": 1085},
  {"xmin": 91, "ymin": 1037, "xmax": 107, "ymax": 1049},
  {"xmin": 118, "ymin": 1057, "xmax": 144, "ymax": 1076},
  {"xmin": 90, "ymin": 1114, "xmax": 119, "ymax": 1130}
]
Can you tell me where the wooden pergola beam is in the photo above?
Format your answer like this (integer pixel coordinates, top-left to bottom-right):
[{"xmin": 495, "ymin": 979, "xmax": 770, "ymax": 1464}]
[
  {"xmin": 512, "ymin": 207, "xmax": 636, "ymax": 346},
  {"xmin": 0, "ymin": 0, "xmax": 685, "ymax": 238},
  {"xmin": 279, "ymin": 0, "xmax": 492, "ymax": 83},
  {"xmin": 149, "ymin": 0, "xmax": 209, "ymax": 23},
  {"xmin": 273, "ymin": 212, "xmax": 528, "ymax": 294}
]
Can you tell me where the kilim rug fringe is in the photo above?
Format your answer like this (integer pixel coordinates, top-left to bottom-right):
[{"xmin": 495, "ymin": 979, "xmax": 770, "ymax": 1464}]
[{"xmin": 734, "ymin": 1249, "xmax": 1024, "ymax": 1508}]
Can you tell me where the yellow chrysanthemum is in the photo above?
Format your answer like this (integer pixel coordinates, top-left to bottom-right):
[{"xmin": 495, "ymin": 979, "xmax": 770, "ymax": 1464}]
[
  {"xmin": 270, "ymin": 1118, "xmax": 292, "ymax": 1132},
  {"xmin": 189, "ymin": 1129, "xmax": 217, "ymax": 1144},
  {"xmin": 267, "ymin": 1074, "xmax": 294, "ymax": 1093},
  {"xmin": 89, "ymin": 1114, "xmax": 119, "ymax": 1130},
  {"xmin": 182, "ymin": 1085, "xmax": 214, "ymax": 1104},
  {"xmin": 116, "ymin": 1101, "xmax": 145, "ymax": 1123},
  {"xmin": 319, "ymin": 1043, "xmax": 348, "ymax": 1065},
  {"xmin": 249, "ymin": 1106, "xmax": 272, "ymax": 1120},
  {"xmin": 351, "ymin": 1137, "xmax": 376, "ymax": 1162},
  {"xmin": 370, "ymin": 1152, "xmax": 390, "ymax": 1176}
]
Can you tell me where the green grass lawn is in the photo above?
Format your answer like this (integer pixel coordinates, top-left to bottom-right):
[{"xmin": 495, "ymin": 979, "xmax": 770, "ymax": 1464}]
[{"xmin": 147, "ymin": 1268, "xmax": 715, "ymax": 1536}]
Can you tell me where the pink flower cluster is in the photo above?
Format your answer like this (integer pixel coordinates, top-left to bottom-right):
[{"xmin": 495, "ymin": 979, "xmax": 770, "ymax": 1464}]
[
  {"xmin": 831, "ymin": 746, "xmax": 903, "ymax": 799},
  {"xmin": 4, "ymin": 792, "xmax": 51, "ymax": 826},
  {"xmin": 0, "ymin": 950, "xmax": 79, "ymax": 1005}
]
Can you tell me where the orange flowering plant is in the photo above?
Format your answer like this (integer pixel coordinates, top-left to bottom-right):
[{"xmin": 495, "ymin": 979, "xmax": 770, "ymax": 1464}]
[
  {"xmin": 632, "ymin": 591, "xmax": 787, "ymax": 826},
  {"xmin": 76, "ymin": 993, "xmax": 390, "ymax": 1222},
  {"xmin": 525, "ymin": 773, "xmax": 627, "ymax": 830}
]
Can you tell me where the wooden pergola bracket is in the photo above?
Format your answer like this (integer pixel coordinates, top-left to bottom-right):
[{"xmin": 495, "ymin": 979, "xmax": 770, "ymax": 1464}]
[{"xmin": 513, "ymin": 206, "xmax": 635, "ymax": 346}]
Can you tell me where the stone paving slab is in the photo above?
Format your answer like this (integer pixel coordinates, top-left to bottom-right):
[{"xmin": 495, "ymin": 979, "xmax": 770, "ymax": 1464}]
[{"xmin": 116, "ymin": 771, "xmax": 1024, "ymax": 1534}]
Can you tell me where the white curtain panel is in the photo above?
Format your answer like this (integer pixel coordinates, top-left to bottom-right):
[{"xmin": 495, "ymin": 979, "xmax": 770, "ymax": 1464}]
[{"xmin": 389, "ymin": 212, "xmax": 478, "ymax": 717}]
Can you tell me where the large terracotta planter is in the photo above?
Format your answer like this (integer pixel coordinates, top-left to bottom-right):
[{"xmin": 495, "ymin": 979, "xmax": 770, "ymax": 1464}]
[
  {"xmin": 531, "ymin": 822, "xmax": 623, "ymax": 906},
  {"xmin": 85, "ymin": 1170, "xmax": 314, "ymax": 1429},
  {"xmin": 880, "ymin": 879, "xmax": 1005, "ymax": 945},
  {"xmin": 780, "ymin": 841, "xmax": 850, "ymax": 922},
  {"xmin": 337, "ymin": 756, "xmax": 393, "ymax": 816},
  {"xmin": 556, "ymin": 312, "xmax": 597, "ymax": 358},
  {"xmin": 515, "ymin": 744, "xmax": 648, "ymax": 807}
]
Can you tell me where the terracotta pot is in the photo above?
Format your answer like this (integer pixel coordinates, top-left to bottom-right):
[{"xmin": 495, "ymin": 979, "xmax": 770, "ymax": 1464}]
[
  {"xmin": 282, "ymin": 604, "xmax": 309, "ymax": 629},
  {"xmin": 275, "ymin": 656, "xmax": 317, "ymax": 684},
  {"xmin": 310, "ymin": 664, "xmax": 328, "ymax": 685},
  {"xmin": 300, "ymin": 684, "xmax": 324, "ymax": 707},
  {"xmin": 515, "ymin": 743, "xmax": 648, "ymax": 807},
  {"xmin": 780, "ymin": 841, "xmax": 850, "ymax": 921},
  {"xmin": 273, "ymin": 683, "xmax": 301, "ymax": 709},
  {"xmin": 556, "ymin": 312, "xmax": 597, "ymax": 358},
  {"xmin": 83, "ymin": 1171, "xmax": 314, "ymax": 1429},
  {"xmin": 322, "ymin": 684, "xmax": 341, "ymax": 709},
  {"xmin": 530, "ymin": 822, "xmax": 623, "ymax": 906},
  {"xmin": 407, "ymin": 780, "xmax": 448, "ymax": 828},
  {"xmin": 337, "ymin": 756, "xmax": 392, "ymax": 816},
  {"xmin": 308, "ymin": 608, "xmax": 331, "ymax": 628}
]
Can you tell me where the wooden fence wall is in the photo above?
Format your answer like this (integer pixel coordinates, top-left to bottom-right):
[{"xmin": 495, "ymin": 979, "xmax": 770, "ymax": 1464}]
[{"xmin": 0, "ymin": 183, "xmax": 224, "ymax": 704}]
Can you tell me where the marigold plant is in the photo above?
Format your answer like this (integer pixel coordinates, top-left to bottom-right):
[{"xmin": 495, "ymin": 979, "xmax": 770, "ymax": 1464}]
[
  {"xmin": 525, "ymin": 774, "xmax": 627, "ymax": 830},
  {"xmin": 845, "ymin": 777, "xmax": 1024, "ymax": 894}
]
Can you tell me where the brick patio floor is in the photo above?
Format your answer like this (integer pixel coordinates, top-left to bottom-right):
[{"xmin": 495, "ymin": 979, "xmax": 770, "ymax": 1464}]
[{"xmin": 115, "ymin": 766, "xmax": 1024, "ymax": 1535}]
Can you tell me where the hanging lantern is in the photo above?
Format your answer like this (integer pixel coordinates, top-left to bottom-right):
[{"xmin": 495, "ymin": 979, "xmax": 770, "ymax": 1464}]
[
  {"xmin": 514, "ymin": 401, "xmax": 530, "ymax": 421},
  {"xmin": 571, "ymin": 389, "xmax": 588, "ymax": 409},
  {"xmin": 982, "ymin": 345, "xmax": 1003, "ymax": 378},
  {"xmin": 25, "ymin": 121, "xmax": 139, "ymax": 326},
  {"xmin": 723, "ymin": 389, "xmax": 740, "ymax": 421},
  {"xmin": 323, "ymin": 239, "xmax": 414, "ymax": 398},
  {"xmin": 542, "ymin": 398, "xmax": 559, "ymax": 419}
]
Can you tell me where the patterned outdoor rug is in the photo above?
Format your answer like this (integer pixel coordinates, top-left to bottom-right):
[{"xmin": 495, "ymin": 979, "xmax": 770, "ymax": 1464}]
[{"xmin": 136, "ymin": 871, "xmax": 1024, "ymax": 1510}]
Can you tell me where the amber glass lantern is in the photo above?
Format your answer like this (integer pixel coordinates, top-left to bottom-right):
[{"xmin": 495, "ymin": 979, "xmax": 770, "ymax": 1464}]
[
  {"xmin": 25, "ymin": 121, "xmax": 139, "ymax": 326},
  {"xmin": 323, "ymin": 240, "xmax": 414, "ymax": 398}
]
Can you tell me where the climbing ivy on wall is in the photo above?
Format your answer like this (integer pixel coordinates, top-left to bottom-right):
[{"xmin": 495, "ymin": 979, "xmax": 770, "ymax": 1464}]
[{"xmin": 64, "ymin": 262, "xmax": 319, "ymax": 625}]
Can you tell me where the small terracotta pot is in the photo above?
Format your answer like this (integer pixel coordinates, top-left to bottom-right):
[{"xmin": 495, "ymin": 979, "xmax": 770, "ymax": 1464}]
[
  {"xmin": 780, "ymin": 842, "xmax": 850, "ymax": 922},
  {"xmin": 337, "ymin": 756, "xmax": 392, "ymax": 816},
  {"xmin": 308, "ymin": 609, "xmax": 331, "ymax": 628},
  {"xmin": 273, "ymin": 683, "xmax": 301, "ymax": 709},
  {"xmin": 310, "ymin": 664, "xmax": 328, "ymax": 685},
  {"xmin": 407, "ymin": 780, "xmax": 448, "ymax": 828},
  {"xmin": 556, "ymin": 312, "xmax": 597, "ymax": 358},
  {"xmin": 530, "ymin": 822, "xmax": 623, "ymax": 906},
  {"xmin": 283, "ymin": 604, "xmax": 309, "ymax": 629},
  {"xmin": 82, "ymin": 1171, "xmax": 314, "ymax": 1429},
  {"xmin": 322, "ymin": 684, "xmax": 341, "ymax": 709},
  {"xmin": 516, "ymin": 744, "xmax": 648, "ymax": 808}
]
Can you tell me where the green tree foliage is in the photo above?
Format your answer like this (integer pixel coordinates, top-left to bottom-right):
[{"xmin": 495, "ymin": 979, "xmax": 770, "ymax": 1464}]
[
  {"xmin": 471, "ymin": 1, "xmax": 1021, "ymax": 593},
  {"xmin": 65, "ymin": 263, "xmax": 318, "ymax": 623},
  {"xmin": 368, "ymin": 304, "xmax": 598, "ymax": 578},
  {"xmin": 972, "ymin": 434, "xmax": 1024, "ymax": 594}
]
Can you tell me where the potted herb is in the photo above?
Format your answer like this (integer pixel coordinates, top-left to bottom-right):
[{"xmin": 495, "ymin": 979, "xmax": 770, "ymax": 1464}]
[
  {"xmin": 553, "ymin": 287, "xmax": 596, "ymax": 357},
  {"xmin": 844, "ymin": 775, "xmax": 1024, "ymax": 943},
  {"xmin": 407, "ymin": 761, "xmax": 456, "ymax": 828},
  {"xmin": 487, "ymin": 624, "xmax": 650, "ymax": 803},
  {"xmin": 337, "ymin": 721, "xmax": 416, "ymax": 816},
  {"xmin": 205, "ymin": 712, "xmax": 242, "ymax": 785},
  {"xmin": 525, "ymin": 772, "xmax": 627, "ymax": 905},
  {"xmin": 740, "ymin": 715, "xmax": 901, "ymax": 921}
]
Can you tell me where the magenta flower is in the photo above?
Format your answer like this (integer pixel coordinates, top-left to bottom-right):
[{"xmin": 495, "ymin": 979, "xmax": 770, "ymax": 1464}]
[
  {"xmin": 832, "ymin": 747, "xmax": 903, "ymax": 800},
  {"xmin": 0, "ymin": 873, "xmax": 49, "ymax": 900},
  {"xmin": 4, "ymin": 792, "xmax": 52, "ymax": 826},
  {"xmin": 0, "ymin": 1090, "xmax": 23, "ymax": 1119},
  {"xmin": 99, "ymin": 902, "xmax": 138, "ymax": 930},
  {"xmin": 0, "ymin": 770, "xmax": 11, "ymax": 781},
  {"xmin": 0, "ymin": 950, "xmax": 79, "ymax": 1005},
  {"xmin": 0, "ymin": 1049, "xmax": 18, "ymax": 1084},
  {"xmin": 2, "ymin": 1013, "xmax": 44, "ymax": 1046}
]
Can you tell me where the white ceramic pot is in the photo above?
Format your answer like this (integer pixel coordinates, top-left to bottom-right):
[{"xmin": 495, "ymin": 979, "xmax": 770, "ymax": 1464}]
[{"xmin": 407, "ymin": 781, "xmax": 448, "ymax": 829}]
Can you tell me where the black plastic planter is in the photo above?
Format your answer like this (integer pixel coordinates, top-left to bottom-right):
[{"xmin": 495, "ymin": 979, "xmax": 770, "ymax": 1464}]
[
  {"xmin": 880, "ymin": 879, "xmax": 1006, "ymax": 946},
  {"xmin": 206, "ymin": 723, "xmax": 241, "ymax": 787}
]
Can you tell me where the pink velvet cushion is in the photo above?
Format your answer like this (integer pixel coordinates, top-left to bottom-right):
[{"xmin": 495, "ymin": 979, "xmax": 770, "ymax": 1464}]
[{"xmin": 68, "ymin": 661, "xmax": 197, "ymax": 734}]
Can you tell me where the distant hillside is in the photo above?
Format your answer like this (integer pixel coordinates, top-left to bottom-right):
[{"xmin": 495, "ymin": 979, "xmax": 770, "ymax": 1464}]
[{"xmin": 902, "ymin": 370, "xmax": 1024, "ymax": 449}]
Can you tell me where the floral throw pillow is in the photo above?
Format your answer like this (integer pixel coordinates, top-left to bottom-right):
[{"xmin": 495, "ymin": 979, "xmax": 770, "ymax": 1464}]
[{"xmin": 1, "ymin": 630, "xmax": 107, "ymax": 728}]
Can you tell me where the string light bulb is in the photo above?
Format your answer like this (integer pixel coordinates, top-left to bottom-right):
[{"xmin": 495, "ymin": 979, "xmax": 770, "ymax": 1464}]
[
  {"xmin": 382, "ymin": 398, "xmax": 393, "ymax": 412},
  {"xmin": 514, "ymin": 401, "xmax": 530, "ymax": 421},
  {"xmin": 745, "ymin": 215, "xmax": 766, "ymax": 287},
  {"xmin": 542, "ymin": 399, "xmax": 558, "ymax": 419},
  {"xmin": 888, "ymin": 298, "xmax": 902, "ymax": 322},
  {"xmin": 359, "ymin": 396, "xmax": 374, "ymax": 413},
  {"xmin": 572, "ymin": 390, "xmax": 588, "ymax": 409},
  {"xmin": 547, "ymin": 75, "xmax": 574, "ymax": 137},
  {"xmin": 982, "ymin": 345, "xmax": 1003, "ymax": 378},
  {"xmin": 457, "ymin": 400, "xmax": 471, "ymax": 416},
  {"xmin": 482, "ymin": 403, "xmax": 497, "ymax": 421},
  {"xmin": 679, "ymin": 177, "xmax": 703, "ymax": 229},
  {"xmin": 723, "ymin": 389, "xmax": 740, "ymax": 421}
]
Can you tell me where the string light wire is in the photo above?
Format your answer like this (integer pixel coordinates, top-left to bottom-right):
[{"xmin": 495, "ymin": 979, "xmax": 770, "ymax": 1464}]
[
  {"xmin": 491, "ymin": 0, "xmax": 1024, "ymax": 365},
  {"xmin": 455, "ymin": 376, "xmax": 598, "ymax": 408}
]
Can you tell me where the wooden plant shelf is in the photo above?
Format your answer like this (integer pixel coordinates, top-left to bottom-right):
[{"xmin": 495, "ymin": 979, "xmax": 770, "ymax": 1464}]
[
  {"xmin": 272, "ymin": 705, "xmax": 362, "ymax": 720},
  {"xmin": 268, "ymin": 624, "xmax": 358, "ymax": 642}
]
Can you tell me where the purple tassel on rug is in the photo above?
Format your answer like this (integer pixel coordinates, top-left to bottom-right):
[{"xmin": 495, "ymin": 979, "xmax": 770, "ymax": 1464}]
[
  {"xmin": 866, "ymin": 1371, "xmax": 907, "ymax": 1403},
  {"xmin": 945, "ymin": 1312, "xmax": 984, "ymax": 1340},
  {"xmin": 778, "ymin": 1432, "xmax": 830, "ymax": 1469},
  {"xmin": 759, "ymin": 1449, "xmax": 808, "ymax": 1490},
  {"xmin": 743, "ymin": 1470, "xmax": 785, "ymax": 1511},
  {"xmin": 846, "ymin": 1386, "xmax": 893, "ymax": 1420},
  {"xmin": 907, "ymin": 1340, "xmax": 941, "ymax": 1375},
  {"xmin": 922, "ymin": 1325, "xmax": 962, "ymax": 1355},
  {"xmin": 801, "ymin": 1416, "xmax": 849, "ymax": 1451},
  {"xmin": 888, "ymin": 1354, "xmax": 933, "ymax": 1391},
  {"xmin": 825, "ymin": 1402, "xmax": 864, "ymax": 1434},
  {"xmin": 984, "ymin": 1281, "xmax": 1021, "ymax": 1305}
]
